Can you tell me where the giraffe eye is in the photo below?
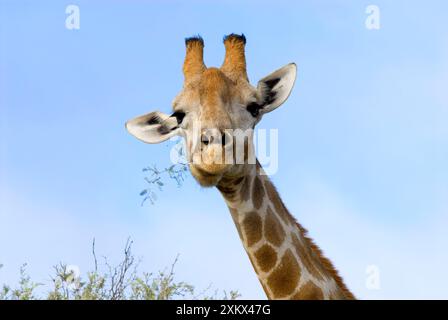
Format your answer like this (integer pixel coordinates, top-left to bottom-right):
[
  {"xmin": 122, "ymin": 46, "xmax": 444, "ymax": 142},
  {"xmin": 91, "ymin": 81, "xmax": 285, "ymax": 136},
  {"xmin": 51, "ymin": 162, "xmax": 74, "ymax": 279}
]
[
  {"xmin": 246, "ymin": 102, "xmax": 261, "ymax": 117},
  {"xmin": 171, "ymin": 111, "xmax": 186, "ymax": 124}
]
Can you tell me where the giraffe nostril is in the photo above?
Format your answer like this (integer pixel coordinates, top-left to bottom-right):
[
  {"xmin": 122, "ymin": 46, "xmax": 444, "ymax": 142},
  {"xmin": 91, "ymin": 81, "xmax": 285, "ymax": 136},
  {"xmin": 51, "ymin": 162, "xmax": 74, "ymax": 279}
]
[
  {"xmin": 201, "ymin": 130, "xmax": 230, "ymax": 146},
  {"xmin": 201, "ymin": 133, "xmax": 212, "ymax": 146}
]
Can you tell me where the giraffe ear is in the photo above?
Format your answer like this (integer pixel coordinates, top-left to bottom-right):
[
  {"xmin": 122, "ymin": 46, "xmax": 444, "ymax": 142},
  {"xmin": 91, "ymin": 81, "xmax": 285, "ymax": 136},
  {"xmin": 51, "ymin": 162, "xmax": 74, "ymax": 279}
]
[
  {"xmin": 256, "ymin": 63, "xmax": 297, "ymax": 114},
  {"xmin": 125, "ymin": 111, "xmax": 182, "ymax": 144}
]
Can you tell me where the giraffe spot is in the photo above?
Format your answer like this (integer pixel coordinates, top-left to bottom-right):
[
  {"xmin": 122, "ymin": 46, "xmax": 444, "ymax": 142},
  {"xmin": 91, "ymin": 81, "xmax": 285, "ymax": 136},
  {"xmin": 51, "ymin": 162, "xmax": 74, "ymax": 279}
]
[
  {"xmin": 291, "ymin": 281, "xmax": 324, "ymax": 300},
  {"xmin": 253, "ymin": 244, "xmax": 277, "ymax": 273},
  {"xmin": 291, "ymin": 233, "xmax": 325, "ymax": 281},
  {"xmin": 240, "ymin": 176, "xmax": 252, "ymax": 202},
  {"xmin": 264, "ymin": 207, "xmax": 286, "ymax": 247},
  {"xmin": 247, "ymin": 254, "xmax": 276, "ymax": 299},
  {"xmin": 247, "ymin": 252, "xmax": 261, "ymax": 275},
  {"xmin": 252, "ymin": 176, "xmax": 265, "ymax": 209},
  {"xmin": 266, "ymin": 249, "xmax": 301, "ymax": 298},
  {"xmin": 264, "ymin": 181, "xmax": 291, "ymax": 226},
  {"xmin": 242, "ymin": 211, "xmax": 263, "ymax": 247}
]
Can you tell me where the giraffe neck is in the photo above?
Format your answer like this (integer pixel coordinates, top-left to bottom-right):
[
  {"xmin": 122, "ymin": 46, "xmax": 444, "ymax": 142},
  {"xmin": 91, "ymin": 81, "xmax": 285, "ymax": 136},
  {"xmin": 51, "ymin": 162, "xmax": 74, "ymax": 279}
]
[{"xmin": 217, "ymin": 162, "xmax": 355, "ymax": 300}]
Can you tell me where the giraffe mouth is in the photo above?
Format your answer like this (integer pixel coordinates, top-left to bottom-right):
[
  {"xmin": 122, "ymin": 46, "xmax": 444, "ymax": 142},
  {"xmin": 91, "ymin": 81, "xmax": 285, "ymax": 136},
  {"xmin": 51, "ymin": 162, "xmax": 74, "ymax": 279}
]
[{"xmin": 189, "ymin": 164, "xmax": 227, "ymax": 187}]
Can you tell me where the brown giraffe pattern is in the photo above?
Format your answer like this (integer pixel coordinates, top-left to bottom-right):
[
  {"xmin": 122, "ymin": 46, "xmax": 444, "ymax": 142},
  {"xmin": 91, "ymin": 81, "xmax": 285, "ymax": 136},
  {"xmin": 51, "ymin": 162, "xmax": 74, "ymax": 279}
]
[{"xmin": 218, "ymin": 163, "xmax": 355, "ymax": 300}]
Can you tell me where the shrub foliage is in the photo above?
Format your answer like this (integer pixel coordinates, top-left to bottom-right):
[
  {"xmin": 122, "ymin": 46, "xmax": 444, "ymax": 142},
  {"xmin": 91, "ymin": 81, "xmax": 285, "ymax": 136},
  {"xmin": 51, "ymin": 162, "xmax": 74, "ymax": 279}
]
[{"xmin": 0, "ymin": 239, "xmax": 239, "ymax": 300}]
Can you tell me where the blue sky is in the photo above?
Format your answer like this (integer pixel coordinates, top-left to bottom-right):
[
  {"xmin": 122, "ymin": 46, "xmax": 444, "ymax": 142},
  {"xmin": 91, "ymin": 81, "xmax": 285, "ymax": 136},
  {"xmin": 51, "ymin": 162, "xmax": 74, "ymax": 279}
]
[{"xmin": 1, "ymin": 0, "xmax": 447, "ymax": 299}]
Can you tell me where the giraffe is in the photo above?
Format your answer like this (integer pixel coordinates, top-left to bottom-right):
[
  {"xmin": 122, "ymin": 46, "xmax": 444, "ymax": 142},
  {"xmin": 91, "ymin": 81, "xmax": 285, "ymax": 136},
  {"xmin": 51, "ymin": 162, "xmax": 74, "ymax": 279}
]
[{"xmin": 126, "ymin": 34, "xmax": 355, "ymax": 300}]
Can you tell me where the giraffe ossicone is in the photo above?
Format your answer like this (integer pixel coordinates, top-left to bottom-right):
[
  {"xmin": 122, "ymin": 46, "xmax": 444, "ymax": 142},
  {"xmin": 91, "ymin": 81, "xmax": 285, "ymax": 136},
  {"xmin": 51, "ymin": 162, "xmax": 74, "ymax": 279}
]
[{"xmin": 126, "ymin": 34, "xmax": 355, "ymax": 300}]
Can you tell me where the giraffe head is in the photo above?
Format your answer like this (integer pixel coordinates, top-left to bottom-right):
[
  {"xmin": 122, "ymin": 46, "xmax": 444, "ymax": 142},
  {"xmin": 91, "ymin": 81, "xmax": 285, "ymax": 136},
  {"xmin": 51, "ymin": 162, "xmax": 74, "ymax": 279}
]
[{"xmin": 126, "ymin": 34, "xmax": 297, "ymax": 186}]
